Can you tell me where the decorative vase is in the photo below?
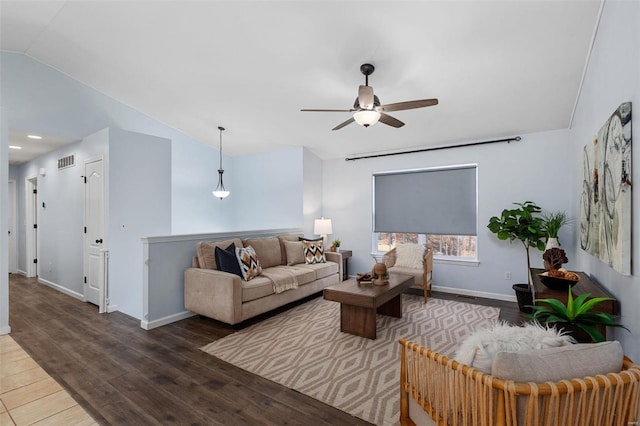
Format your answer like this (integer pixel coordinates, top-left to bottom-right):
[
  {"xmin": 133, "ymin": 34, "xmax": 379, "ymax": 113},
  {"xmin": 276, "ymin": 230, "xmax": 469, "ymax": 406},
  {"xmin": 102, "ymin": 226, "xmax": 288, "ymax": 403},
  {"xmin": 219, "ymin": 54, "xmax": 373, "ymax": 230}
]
[{"xmin": 545, "ymin": 237, "xmax": 560, "ymax": 251}]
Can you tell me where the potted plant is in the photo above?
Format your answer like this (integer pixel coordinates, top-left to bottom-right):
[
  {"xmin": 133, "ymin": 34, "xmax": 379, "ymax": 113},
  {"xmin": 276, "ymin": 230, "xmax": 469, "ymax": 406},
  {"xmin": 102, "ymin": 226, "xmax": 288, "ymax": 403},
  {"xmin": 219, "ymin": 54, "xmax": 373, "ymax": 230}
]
[
  {"xmin": 541, "ymin": 210, "xmax": 573, "ymax": 250},
  {"xmin": 331, "ymin": 238, "xmax": 341, "ymax": 252},
  {"xmin": 487, "ymin": 201, "xmax": 546, "ymax": 312},
  {"xmin": 529, "ymin": 287, "xmax": 628, "ymax": 342}
]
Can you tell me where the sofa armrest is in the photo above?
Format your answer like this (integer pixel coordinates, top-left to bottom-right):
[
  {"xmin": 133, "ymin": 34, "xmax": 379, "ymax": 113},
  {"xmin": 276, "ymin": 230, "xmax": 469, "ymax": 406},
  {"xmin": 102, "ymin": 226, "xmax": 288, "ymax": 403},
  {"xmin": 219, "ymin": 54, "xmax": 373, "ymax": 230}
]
[
  {"xmin": 325, "ymin": 252, "xmax": 343, "ymax": 281},
  {"xmin": 184, "ymin": 268, "xmax": 243, "ymax": 324}
]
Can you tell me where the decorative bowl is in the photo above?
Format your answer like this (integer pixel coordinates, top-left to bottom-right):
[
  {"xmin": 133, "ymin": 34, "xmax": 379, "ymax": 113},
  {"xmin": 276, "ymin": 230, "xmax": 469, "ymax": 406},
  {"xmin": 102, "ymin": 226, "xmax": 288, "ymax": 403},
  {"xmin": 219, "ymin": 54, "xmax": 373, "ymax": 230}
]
[{"xmin": 538, "ymin": 272, "xmax": 579, "ymax": 291}]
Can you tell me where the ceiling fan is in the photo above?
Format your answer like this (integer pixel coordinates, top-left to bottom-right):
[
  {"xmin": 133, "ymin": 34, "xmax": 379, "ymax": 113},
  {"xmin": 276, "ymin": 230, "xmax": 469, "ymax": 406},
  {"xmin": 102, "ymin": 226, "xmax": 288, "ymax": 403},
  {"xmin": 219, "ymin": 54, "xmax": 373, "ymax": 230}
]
[{"xmin": 301, "ymin": 63, "xmax": 438, "ymax": 131}]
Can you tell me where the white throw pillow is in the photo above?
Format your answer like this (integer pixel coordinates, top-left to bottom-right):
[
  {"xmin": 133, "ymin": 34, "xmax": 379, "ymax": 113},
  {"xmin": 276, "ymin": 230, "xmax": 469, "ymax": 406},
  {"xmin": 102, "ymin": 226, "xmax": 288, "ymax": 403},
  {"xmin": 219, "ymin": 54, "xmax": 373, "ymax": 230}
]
[
  {"xmin": 394, "ymin": 244, "xmax": 425, "ymax": 269},
  {"xmin": 454, "ymin": 321, "xmax": 575, "ymax": 373}
]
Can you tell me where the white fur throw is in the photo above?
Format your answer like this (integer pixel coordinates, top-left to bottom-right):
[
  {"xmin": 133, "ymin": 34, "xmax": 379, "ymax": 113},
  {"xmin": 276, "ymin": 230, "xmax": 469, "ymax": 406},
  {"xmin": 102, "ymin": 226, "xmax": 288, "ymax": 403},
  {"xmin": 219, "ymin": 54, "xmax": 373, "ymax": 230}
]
[
  {"xmin": 454, "ymin": 321, "xmax": 575, "ymax": 373},
  {"xmin": 394, "ymin": 244, "xmax": 425, "ymax": 269}
]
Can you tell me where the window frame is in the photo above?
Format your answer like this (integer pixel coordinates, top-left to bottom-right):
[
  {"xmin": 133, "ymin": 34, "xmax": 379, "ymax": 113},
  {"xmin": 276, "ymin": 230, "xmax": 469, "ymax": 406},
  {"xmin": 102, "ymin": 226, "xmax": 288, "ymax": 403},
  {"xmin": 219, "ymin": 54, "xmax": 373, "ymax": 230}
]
[{"xmin": 371, "ymin": 163, "xmax": 479, "ymax": 263}]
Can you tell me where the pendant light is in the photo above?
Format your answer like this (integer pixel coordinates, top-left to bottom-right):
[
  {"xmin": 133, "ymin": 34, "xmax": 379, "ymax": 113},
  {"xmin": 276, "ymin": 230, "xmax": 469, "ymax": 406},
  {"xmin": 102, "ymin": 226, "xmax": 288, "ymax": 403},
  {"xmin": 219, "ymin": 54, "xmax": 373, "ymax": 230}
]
[{"xmin": 212, "ymin": 126, "xmax": 230, "ymax": 199}]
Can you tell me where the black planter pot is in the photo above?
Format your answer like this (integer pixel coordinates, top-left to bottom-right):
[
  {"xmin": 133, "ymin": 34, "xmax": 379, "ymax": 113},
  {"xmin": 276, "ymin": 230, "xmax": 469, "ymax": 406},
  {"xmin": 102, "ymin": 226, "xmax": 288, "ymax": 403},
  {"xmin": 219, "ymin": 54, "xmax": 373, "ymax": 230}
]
[{"xmin": 512, "ymin": 283, "xmax": 533, "ymax": 313}]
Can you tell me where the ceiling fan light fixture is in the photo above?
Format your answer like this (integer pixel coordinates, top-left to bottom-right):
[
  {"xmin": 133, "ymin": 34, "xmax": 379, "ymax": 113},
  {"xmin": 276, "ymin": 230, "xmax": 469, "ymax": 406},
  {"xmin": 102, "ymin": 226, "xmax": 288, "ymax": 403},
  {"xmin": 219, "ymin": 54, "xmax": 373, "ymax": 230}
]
[{"xmin": 353, "ymin": 110, "xmax": 381, "ymax": 127}]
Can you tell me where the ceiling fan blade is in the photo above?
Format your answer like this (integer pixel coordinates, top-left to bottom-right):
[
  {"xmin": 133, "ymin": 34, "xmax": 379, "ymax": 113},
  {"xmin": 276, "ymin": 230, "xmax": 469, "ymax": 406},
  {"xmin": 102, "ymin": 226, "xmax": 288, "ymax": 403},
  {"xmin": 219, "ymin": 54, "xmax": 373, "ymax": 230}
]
[
  {"xmin": 379, "ymin": 113, "xmax": 405, "ymax": 128},
  {"xmin": 358, "ymin": 85, "xmax": 374, "ymax": 109},
  {"xmin": 378, "ymin": 98, "xmax": 439, "ymax": 113},
  {"xmin": 332, "ymin": 117, "xmax": 355, "ymax": 131},
  {"xmin": 301, "ymin": 108, "xmax": 353, "ymax": 112}
]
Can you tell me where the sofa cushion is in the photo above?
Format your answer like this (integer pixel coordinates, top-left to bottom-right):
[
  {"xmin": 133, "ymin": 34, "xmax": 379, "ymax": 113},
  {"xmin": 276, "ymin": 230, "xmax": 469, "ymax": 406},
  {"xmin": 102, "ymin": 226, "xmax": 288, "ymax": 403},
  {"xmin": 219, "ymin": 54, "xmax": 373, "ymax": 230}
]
[
  {"xmin": 276, "ymin": 265, "xmax": 316, "ymax": 285},
  {"xmin": 302, "ymin": 240, "xmax": 326, "ymax": 264},
  {"xmin": 283, "ymin": 241, "xmax": 305, "ymax": 266},
  {"xmin": 491, "ymin": 341, "xmax": 623, "ymax": 382},
  {"xmin": 296, "ymin": 261, "xmax": 338, "ymax": 280},
  {"xmin": 454, "ymin": 321, "xmax": 574, "ymax": 373},
  {"xmin": 235, "ymin": 245, "xmax": 262, "ymax": 281},
  {"xmin": 196, "ymin": 238, "xmax": 243, "ymax": 270},
  {"xmin": 243, "ymin": 237, "xmax": 282, "ymax": 268},
  {"xmin": 278, "ymin": 234, "xmax": 303, "ymax": 265},
  {"xmin": 215, "ymin": 243, "xmax": 242, "ymax": 277},
  {"xmin": 241, "ymin": 275, "xmax": 274, "ymax": 302},
  {"xmin": 394, "ymin": 243, "xmax": 425, "ymax": 269}
]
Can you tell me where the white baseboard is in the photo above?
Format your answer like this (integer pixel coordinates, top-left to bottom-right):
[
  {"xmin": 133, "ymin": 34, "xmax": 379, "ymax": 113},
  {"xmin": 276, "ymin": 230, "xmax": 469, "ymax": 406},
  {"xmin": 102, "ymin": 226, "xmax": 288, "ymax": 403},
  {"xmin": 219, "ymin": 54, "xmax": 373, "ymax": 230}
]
[
  {"xmin": 432, "ymin": 285, "xmax": 517, "ymax": 303},
  {"xmin": 0, "ymin": 326, "xmax": 11, "ymax": 335},
  {"xmin": 16, "ymin": 270, "xmax": 27, "ymax": 276},
  {"xmin": 106, "ymin": 305, "xmax": 118, "ymax": 313},
  {"xmin": 140, "ymin": 311, "xmax": 196, "ymax": 330},
  {"xmin": 38, "ymin": 278, "xmax": 86, "ymax": 301}
]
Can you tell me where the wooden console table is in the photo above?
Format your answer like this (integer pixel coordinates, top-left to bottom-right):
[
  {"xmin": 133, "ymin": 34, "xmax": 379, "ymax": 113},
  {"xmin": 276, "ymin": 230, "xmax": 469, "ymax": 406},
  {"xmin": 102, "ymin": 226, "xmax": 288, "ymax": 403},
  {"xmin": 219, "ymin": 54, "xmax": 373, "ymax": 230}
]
[{"xmin": 530, "ymin": 268, "xmax": 619, "ymax": 339}]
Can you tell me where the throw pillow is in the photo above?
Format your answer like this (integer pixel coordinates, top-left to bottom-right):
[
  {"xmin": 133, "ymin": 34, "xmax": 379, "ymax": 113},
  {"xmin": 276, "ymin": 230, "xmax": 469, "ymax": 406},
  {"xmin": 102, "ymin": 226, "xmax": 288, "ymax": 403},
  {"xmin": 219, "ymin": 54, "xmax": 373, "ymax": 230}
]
[
  {"xmin": 235, "ymin": 245, "xmax": 262, "ymax": 281},
  {"xmin": 491, "ymin": 341, "xmax": 623, "ymax": 382},
  {"xmin": 454, "ymin": 321, "xmax": 575, "ymax": 373},
  {"xmin": 302, "ymin": 240, "xmax": 326, "ymax": 264},
  {"xmin": 283, "ymin": 241, "xmax": 305, "ymax": 266},
  {"xmin": 214, "ymin": 243, "xmax": 242, "ymax": 278},
  {"xmin": 394, "ymin": 244, "xmax": 426, "ymax": 269},
  {"xmin": 299, "ymin": 236, "xmax": 323, "ymax": 242}
]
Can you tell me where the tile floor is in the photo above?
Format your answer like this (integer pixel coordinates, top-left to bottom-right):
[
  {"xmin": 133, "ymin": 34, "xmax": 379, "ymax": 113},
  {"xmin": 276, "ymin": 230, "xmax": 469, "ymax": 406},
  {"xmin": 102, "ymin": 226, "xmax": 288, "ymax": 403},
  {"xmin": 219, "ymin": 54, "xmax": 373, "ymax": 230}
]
[{"xmin": 0, "ymin": 335, "xmax": 96, "ymax": 426}]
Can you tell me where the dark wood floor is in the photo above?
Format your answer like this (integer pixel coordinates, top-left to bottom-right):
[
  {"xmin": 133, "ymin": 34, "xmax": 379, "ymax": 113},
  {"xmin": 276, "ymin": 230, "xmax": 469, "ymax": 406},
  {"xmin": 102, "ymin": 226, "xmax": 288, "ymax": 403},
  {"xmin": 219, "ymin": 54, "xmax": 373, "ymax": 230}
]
[{"xmin": 7, "ymin": 274, "xmax": 525, "ymax": 425}]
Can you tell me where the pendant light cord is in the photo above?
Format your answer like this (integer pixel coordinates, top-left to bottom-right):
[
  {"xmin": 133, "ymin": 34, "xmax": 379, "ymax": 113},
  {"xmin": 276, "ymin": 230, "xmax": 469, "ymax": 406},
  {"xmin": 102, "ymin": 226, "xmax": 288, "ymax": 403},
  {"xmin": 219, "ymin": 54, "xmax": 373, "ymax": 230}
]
[{"xmin": 218, "ymin": 126, "xmax": 225, "ymax": 170}]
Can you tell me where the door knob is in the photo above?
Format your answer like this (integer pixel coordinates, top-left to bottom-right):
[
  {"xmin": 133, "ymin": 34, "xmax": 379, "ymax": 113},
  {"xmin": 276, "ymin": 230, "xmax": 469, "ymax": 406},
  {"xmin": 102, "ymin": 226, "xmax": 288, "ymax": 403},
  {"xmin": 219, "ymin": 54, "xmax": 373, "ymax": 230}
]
[{"xmin": 96, "ymin": 239, "xmax": 103, "ymax": 244}]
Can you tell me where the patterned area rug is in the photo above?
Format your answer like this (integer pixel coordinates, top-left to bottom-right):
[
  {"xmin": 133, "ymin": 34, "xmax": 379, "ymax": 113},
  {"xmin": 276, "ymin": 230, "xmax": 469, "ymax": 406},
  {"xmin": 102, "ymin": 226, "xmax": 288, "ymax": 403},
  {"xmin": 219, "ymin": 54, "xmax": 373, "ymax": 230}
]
[{"xmin": 202, "ymin": 294, "xmax": 500, "ymax": 426}]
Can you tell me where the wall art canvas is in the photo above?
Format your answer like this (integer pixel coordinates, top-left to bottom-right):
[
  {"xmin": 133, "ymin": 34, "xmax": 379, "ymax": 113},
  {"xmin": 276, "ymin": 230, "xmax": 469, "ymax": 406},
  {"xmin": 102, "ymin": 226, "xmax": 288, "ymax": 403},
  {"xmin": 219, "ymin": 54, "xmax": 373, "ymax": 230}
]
[{"xmin": 580, "ymin": 102, "xmax": 632, "ymax": 275}]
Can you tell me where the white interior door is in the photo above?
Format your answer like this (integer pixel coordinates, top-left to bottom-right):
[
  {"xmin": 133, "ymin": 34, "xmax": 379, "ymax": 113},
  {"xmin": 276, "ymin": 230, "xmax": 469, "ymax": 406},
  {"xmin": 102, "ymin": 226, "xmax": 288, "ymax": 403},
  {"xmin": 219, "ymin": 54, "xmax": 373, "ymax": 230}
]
[
  {"xmin": 8, "ymin": 180, "xmax": 16, "ymax": 273},
  {"xmin": 84, "ymin": 159, "xmax": 104, "ymax": 306}
]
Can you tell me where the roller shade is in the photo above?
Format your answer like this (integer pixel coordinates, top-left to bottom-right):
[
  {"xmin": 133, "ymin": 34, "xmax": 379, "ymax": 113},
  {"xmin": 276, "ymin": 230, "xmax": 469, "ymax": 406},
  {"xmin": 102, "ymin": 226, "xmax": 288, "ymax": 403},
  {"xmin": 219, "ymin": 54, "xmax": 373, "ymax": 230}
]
[{"xmin": 373, "ymin": 165, "xmax": 477, "ymax": 235}]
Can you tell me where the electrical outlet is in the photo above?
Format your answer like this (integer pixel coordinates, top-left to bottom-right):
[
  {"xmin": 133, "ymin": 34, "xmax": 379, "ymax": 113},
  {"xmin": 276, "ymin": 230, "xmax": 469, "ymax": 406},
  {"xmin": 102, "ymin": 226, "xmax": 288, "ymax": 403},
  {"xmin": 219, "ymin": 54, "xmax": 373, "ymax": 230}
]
[
  {"xmin": 505, "ymin": 272, "xmax": 512, "ymax": 280},
  {"xmin": 121, "ymin": 224, "xmax": 126, "ymax": 231}
]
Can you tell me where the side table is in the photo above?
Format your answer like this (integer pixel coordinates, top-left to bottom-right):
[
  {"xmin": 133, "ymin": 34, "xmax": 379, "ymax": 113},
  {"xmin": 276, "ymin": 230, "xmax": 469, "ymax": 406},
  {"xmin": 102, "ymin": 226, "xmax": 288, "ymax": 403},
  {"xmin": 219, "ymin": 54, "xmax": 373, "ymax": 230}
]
[
  {"xmin": 338, "ymin": 250, "xmax": 352, "ymax": 280},
  {"xmin": 530, "ymin": 268, "xmax": 619, "ymax": 340}
]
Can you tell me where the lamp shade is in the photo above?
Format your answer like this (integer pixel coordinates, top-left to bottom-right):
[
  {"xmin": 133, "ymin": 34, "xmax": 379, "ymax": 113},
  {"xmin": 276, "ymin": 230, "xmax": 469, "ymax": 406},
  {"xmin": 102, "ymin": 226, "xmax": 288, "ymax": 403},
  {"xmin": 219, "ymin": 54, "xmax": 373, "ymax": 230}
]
[
  {"xmin": 353, "ymin": 110, "xmax": 381, "ymax": 127},
  {"xmin": 314, "ymin": 218, "xmax": 333, "ymax": 235}
]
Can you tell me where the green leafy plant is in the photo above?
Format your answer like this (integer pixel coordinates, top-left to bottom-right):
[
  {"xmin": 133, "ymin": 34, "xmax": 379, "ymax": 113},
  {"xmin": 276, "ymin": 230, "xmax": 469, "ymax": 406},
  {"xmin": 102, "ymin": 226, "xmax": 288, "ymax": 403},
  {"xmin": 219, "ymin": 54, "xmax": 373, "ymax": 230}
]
[
  {"xmin": 530, "ymin": 287, "xmax": 628, "ymax": 343},
  {"xmin": 487, "ymin": 201, "xmax": 546, "ymax": 288},
  {"xmin": 332, "ymin": 238, "xmax": 341, "ymax": 248},
  {"xmin": 541, "ymin": 210, "xmax": 574, "ymax": 243}
]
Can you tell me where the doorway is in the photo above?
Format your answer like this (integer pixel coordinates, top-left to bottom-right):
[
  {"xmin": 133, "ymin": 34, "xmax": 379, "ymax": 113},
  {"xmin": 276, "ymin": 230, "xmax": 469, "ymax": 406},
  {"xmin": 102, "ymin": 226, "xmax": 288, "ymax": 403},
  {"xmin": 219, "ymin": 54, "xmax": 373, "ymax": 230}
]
[
  {"xmin": 8, "ymin": 180, "xmax": 17, "ymax": 274},
  {"xmin": 25, "ymin": 177, "xmax": 38, "ymax": 278}
]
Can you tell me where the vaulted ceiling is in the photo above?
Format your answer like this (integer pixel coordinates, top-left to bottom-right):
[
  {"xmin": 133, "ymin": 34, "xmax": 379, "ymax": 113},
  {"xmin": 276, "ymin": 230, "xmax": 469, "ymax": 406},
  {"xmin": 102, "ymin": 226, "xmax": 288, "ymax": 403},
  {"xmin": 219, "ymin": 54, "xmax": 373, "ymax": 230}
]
[{"xmin": 1, "ymin": 1, "xmax": 603, "ymax": 161}]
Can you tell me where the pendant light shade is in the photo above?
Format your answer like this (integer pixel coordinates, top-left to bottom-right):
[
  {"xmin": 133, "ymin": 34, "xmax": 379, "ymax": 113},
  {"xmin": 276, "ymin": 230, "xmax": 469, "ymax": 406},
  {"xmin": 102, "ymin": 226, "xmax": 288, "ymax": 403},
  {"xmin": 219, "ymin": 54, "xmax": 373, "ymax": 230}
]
[{"xmin": 212, "ymin": 126, "xmax": 230, "ymax": 199}]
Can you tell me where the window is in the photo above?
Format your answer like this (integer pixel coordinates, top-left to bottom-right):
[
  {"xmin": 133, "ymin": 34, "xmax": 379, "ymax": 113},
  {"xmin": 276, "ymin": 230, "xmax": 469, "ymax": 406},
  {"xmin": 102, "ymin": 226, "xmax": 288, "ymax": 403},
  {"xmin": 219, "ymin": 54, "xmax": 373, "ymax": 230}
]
[
  {"xmin": 375, "ymin": 233, "xmax": 477, "ymax": 259},
  {"xmin": 373, "ymin": 165, "xmax": 477, "ymax": 260}
]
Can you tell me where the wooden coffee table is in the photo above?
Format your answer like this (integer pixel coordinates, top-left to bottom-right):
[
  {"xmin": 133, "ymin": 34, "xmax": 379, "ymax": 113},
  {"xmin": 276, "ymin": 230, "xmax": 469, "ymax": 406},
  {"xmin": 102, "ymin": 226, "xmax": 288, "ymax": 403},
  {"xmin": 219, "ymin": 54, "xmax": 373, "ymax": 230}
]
[{"xmin": 323, "ymin": 274, "xmax": 414, "ymax": 339}]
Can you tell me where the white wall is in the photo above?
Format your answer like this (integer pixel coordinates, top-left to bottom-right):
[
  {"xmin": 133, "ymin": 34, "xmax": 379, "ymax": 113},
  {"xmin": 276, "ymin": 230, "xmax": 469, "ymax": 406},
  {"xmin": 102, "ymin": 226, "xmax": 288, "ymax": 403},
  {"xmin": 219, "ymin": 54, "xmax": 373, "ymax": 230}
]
[
  {"xmin": 323, "ymin": 129, "xmax": 574, "ymax": 300},
  {"xmin": 1, "ymin": 108, "xmax": 10, "ymax": 334},
  {"xmin": 569, "ymin": 0, "xmax": 639, "ymax": 360}
]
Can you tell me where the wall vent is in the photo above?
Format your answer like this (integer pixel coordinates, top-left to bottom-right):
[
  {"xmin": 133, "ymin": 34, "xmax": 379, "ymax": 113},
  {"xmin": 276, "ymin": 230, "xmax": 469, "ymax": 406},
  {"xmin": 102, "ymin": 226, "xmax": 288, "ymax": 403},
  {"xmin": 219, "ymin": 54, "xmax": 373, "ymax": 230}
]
[{"xmin": 57, "ymin": 154, "xmax": 75, "ymax": 170}]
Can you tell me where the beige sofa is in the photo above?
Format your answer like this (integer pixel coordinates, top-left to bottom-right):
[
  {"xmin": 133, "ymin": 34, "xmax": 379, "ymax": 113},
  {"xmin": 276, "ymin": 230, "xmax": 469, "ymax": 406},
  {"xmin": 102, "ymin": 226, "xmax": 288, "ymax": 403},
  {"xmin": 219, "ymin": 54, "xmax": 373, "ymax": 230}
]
[{"xmin": 184, "ymin": 234, "xmax": 342, "ymax": 325}]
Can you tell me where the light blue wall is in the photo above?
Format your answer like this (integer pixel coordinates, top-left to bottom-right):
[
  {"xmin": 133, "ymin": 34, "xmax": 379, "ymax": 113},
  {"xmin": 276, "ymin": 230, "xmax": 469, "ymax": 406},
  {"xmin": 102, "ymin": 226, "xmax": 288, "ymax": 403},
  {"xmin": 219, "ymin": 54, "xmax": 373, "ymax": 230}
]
[
  {"xmin": 303, "ymin": 148, "xmax": 324, "ymax": 234},
  {"xmin": 322, "ymin": 130, "xmax": 574, "ymax": 301},
  {"xmin": 569, "ymin": 0, "xmax": 640, "ymax": 361},
  {"xmin": 230, "ymin": 147, "xmax": 305, "ymax": 230},
  {"xmin": 108, "ymin": 128, "xmax": 172, "ymax": 318},
  {"xmin": 1, "ymin": 52, "xmax": 231, "ymax": 236}
]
